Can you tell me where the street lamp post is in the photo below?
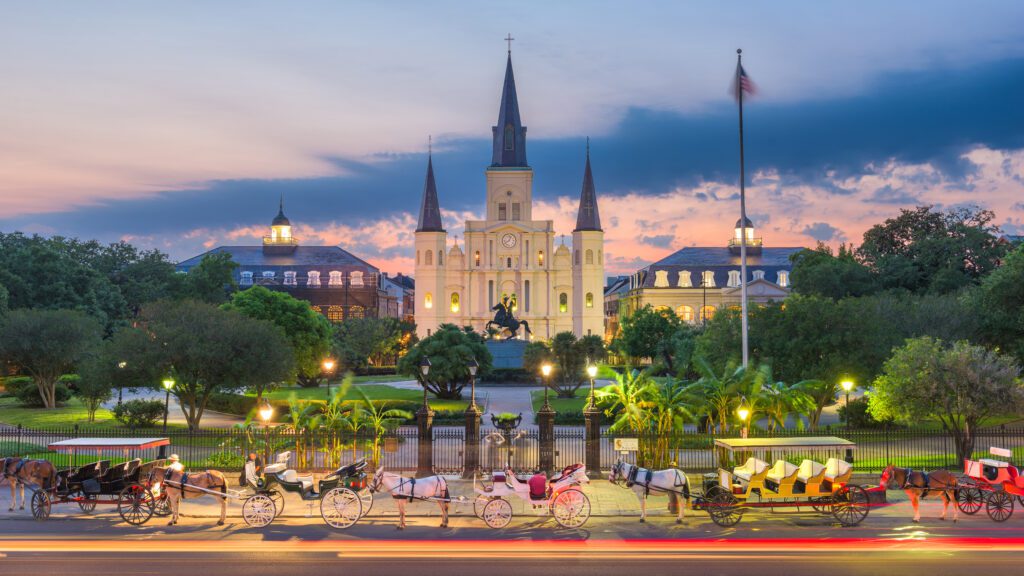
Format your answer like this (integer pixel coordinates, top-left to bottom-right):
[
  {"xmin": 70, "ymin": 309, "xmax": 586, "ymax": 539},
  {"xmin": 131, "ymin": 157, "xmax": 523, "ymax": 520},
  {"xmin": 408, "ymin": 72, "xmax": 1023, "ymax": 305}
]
[
  {"xmin": 538, "ymin": 363, "xmax": 555, "ymax": 474},
  {"xmin": 467, "ymin": 358, "xmax": 480, "ymax": 411},
  {"xmin": 322, "ymin": 358, "xmax": 336, "ymax": 400},
  {"xmin": 159, "ymin": 377, "xmax": 175, "ymax": 458},
  {"xmin": 116, "ymin": 361, "xmax": 127, "ymax": 406},
  {"xmin": 840, "ymin": 379, "xmax": 855, "ymax": 428},
  {"xmin": 259, "ymin": 401, "xmax": 274, "ymax": 466},
  {"xmin": 463, "ymin": 357, "xmax": 481, "ymax": 478},
  {"xmin": 540, "ymin": 363, "xmax": 553, "ymax": 411},
  {"xmin": 586, "ymin": 363, "xmax": 598, "ymax": 410},
  {"xmin": 583, "ymin": 363, "xmax": 601, "ymax": 478},
  {"xmin": 417, "ymin": 357, "xmax": 434, "ymax": 476},
  {"xmin": 737, "ymin": 396, "xmax": 751, "ymax": 439}
]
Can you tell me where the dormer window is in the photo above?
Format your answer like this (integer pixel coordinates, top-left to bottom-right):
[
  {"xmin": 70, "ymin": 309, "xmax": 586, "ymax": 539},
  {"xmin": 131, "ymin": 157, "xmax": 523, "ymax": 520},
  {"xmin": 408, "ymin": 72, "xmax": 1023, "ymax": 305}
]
[
  {"xmin": 702, "ymin": 271, "xmax": 716, "ymax": 288},
  {"xmin": 753, "ymin": 270, "xmax": 765, "ymax": 281},
  {"xmin": 727, "ymin": 270, "xmax": 741, "ymax": 287},
  {"xmin": 677, "ymin": 270, "xmax": 693, "ymax": 288},
  {"xmin": 307, "ymin": 271, "xmax": 321, "ymax": 287},
  {"xmin": 284, "ymin": 271, "xmax": 297, "ymax": 286},
  {"xmin": 777, "ymin": 271, "xmax": 790, "ymax": 287},
  {"xmin": 240, "ymin": 271, "xmax": 253, "ymax": 286},
  {"xmin": 654, "ymin": 270, "xmax": 669, "ymax": 288},
  {"xmin": 350, "ymin": 271, "xmax": 364, "ymax": 286},
  {"xmin": 262, "ymin": 271, "xmax": 276, "ymax": 280},
  {"xmin": 329, "ymin": 271, "xmax": 343, "ymax": 286}
]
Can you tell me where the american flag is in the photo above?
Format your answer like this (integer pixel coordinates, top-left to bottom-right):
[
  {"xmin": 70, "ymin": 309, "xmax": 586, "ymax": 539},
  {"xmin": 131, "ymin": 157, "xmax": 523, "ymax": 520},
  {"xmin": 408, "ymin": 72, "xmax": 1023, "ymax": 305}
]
[{"xmin": 731, "ymin": 63, "xmax": 757, "ymax": 101}]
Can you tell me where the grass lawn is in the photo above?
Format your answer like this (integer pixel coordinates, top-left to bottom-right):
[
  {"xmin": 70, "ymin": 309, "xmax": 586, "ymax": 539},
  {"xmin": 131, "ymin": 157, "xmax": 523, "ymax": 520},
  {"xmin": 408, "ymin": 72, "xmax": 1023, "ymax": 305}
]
[
  {"xmin": 261, "ymin": 384, "xmax": 469, "ymax": 412},
  {"xmin": 0, "ymin": 396, "xmax": 119, "ymax": 429},
  {"xmin": 529, "ymin": 385, "xmax": 608, "ymax": 414}
]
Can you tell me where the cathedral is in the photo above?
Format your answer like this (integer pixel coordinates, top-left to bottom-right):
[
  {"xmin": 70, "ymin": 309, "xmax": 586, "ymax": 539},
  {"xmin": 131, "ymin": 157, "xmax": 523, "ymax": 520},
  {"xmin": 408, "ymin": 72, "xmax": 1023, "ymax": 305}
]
[{"xmin": 414, "ymin": 50, "xmax": 605, "ymax": 340}]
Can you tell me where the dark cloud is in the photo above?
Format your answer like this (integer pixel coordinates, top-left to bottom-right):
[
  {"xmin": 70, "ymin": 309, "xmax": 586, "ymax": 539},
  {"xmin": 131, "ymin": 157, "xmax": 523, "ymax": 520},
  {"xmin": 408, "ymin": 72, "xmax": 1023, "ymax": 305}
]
[
  {"xmin": 867, "ymin": 185, "xmax": 920, "ymax": 205},
  {"xmin": 801, "ymin": 222, "xmax": 843, "ymax": 242},
  {"xmin": 639, "ymin": 234, "xmax": 675, "ymax": 248}
]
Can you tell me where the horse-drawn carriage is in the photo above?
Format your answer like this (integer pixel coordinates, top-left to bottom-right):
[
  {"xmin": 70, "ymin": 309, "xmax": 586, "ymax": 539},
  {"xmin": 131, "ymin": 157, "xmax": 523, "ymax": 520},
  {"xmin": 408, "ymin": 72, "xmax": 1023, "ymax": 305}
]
[
  {"xmin": 250, "ymin": 451, "xmax": 370, "ymax": 529},
  {"xmin": 29, "ymin": 438, "xmax": 173, "ymax": 525},
  {"xmin": 472, "ymin": 463, "xmax": 591, "ymax": 529},
  {"xmin": 957, "ymin": 447, "xmax": 1024, "ymax": 522},
  {"xmin": 694, "ymin": 437, "xmax": 875, "ymax": 527}
]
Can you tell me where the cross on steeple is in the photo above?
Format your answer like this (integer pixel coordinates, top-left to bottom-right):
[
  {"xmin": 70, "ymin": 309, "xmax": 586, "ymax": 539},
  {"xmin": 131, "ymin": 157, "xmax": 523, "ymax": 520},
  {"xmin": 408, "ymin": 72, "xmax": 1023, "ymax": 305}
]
[{"xmin": 505, "ymin": 33, "xmax": 515, "ymax": 53}]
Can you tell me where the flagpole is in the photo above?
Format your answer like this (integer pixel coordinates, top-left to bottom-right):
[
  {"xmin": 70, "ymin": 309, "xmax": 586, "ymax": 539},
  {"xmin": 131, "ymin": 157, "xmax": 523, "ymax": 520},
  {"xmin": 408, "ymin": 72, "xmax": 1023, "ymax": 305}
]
[{"xmin": 737, "ymin": 48, "xmax": 749, "ymax": 369}]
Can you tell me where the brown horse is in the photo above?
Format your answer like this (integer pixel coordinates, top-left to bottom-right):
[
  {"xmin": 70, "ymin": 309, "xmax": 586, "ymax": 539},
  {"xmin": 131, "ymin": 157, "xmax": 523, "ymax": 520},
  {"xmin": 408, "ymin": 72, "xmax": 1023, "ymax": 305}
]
[
  {"xmin": 2, "ymin": 457, "xmax": 56, "ymax": 512},
  {"xmin": 149, "ymin": 466, "xmax": 228, "ymax": 526},
  {"xmin": 1, "ymin": 457, "xmax": 27, "ymax": 511},
  {"xmin": 881, "ymin": 464, "xmax": 960, "ymax": 523}
]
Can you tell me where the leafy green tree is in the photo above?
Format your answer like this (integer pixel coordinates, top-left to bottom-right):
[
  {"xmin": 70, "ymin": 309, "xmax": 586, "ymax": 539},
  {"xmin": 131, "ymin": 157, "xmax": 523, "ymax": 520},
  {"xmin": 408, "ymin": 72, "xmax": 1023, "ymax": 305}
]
[
  {"xmin": 0, "ymin": 309, "xmax": 103, "ymax": 408},
  {"xmin": 790, "ymin": 243, "xmax": 878, "ymax": 299},
  {"xmin": 111, "ymin": 300, "xmax": 294, "ymax": 429},
  {"xmin": 594, "ymin": 369, "xmax": 656, "ymax": 433},
  {"xmin": 522, "ymin": 341, "xmax": 553, "ymax": 375},
  {"xmin": 182, "ymin": 252, "xmax": 238, "ymax": 304},
  {"xmin": 521, "ymin": 332, "xmax": 606, "ymax": 397},
  {"xmin": 615, "ymin": 305, "xmax": 684, "ymax": 372},
  {"xmin": 333, "ymin": 317, "xmax": 407, "ymax": 372},
  {"xmin": 858, "ymin": 205, "xmax": 1006, "ymax": 294},
  {"xmin": 970, "ymin": 246, "xmax": 1024, "ymax": 363},
  {"xmin": 869, "ymin": 337, "xmax": 1024, "ymax": 461},
  {"xmin": 0, "ymin": 283, "xmax": 9, "ymax": 316},
  {"xmin": 687, "ymin": 358, "xmax": 766, "ymax": 434},
  {"xmin": 758, "ymin": 377, "xmax": 816, "ymax": 432},
  {"xmin": 397, "ymin": 324, "xmax": 491, "ymax": 400},
  {"xmin": 222, "ymin": 286, "xmax": 332, "ymax": 398},
  {"xmin": 351, "ymin": 387, "xmax": 412, "ymax": 465}
]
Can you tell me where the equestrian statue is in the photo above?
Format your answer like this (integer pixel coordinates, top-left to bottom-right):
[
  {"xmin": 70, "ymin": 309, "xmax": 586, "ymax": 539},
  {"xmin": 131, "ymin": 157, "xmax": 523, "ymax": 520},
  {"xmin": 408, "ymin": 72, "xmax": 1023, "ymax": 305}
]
[{"xmin": 485, "ymin": 296, "xmax": 531, "ymax": 340}]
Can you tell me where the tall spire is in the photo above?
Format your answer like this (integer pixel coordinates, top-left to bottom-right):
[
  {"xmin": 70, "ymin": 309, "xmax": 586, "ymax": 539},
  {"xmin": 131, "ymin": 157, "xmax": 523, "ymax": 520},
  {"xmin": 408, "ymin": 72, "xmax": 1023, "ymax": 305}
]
[
  {"xmin": 416, "ymin": 151, "xmax": 445, "ymax": 233},
  {"xmin": 574, "ymin": 141, "xmax": 602, "ymax": 232},
  {"xmin": 491, "ymin": 46, "xmax": 528, "ymax": 167},
  {"xmin": 272, "ymin": 194, "xmax": 290, "ymax": 226}
]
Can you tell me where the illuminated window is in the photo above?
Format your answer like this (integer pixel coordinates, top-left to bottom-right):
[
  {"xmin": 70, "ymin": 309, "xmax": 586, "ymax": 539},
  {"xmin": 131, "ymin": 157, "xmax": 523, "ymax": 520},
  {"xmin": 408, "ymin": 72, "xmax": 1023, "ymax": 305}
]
[
  {"xmin": 701, "ymin": 271, "xmax": 716, "ymax": 288},
  {"xmin": 677, "ymin": 271, "xmax": 692, "ymax": 288},
  {"xmin": 753, "ymin": 270, "xmax": 765, "ymax": 281},
  {"xmin": 728, "ymin": 270, "xmax": 741, "ymax": 287},
  {"xmin": 310, "ymin": 305, "xmax": 322, "ymax": 314},
  {"xmin": 450, "ymin": 293, "xmax": 460, "ymax": 313},
  {"xmin": 240, "ymin": 271, "xmax": 253, "ymax": 286},
  {"xmin": 474, "ymin": 250, "xmax": 481, "ymax": 267},
  {"xmin": 586, "ymin": 292, "xmax": 594, "ymax": 308},
  {"xmin": 307, "ymin": 271, "xmax": 321, "ymax": 287},
  {"xmin": 329, "ymin": 271, "xmax": 343, "ymax": 286},
  {"xmin": 262, "ymin": 271, "xmax": 275, "ymax": 280},
  {"xmin": 700, "ymin": 305, "xmax": 717, "ymax": 323},
  {"xmin": 537, "ymin": 250, "xmax": 544, "ymax": 266},
  {"xmin": 585, "ymin": 250, "xmax": 594, "ymax": 265},
  {"xmin": 349, "ymin": 305, "xmax": 365, "ymax": 319},
  {"xmin": 327, "ymin": 306, "xmax": 344, "ymax": 323},
  {"xmin": 284, "ymin": 271, "xmax": 297, "ymax": 286},
  {"xmin": 654, "ymin": 270, "xmax": 669, "ymax": 288},
  {"xmin": 424, "ymin": 293, "xmax": 433, "ymax": 309},
  {"xmin": 425, "ymin": 250, "xmax": 433, "ymax": 266},
  {"xmin": 351, "ymin": 271, "xmax": 364, "ymax": 286},
  {"xmin": 777, "ymin": 271, "xmax": 790, "ymax": 287},
  {"xmin": 676, "ymin": 305, "xmax": 695, "ymax": 323},
  {"xmin": 559, "ymin": 292, "xmax": 568, "ymax": 313}
]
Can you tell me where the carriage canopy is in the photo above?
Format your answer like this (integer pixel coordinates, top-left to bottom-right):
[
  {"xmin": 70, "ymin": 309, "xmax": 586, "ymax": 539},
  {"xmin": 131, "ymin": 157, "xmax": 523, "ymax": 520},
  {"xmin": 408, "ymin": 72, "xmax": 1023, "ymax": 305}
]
[
  {"xmin": 714, "ymin": 436, "xmax": 856, "ymax": 452},
  {"xmin": 47, "ymin": 438, "xmax": 170, "ymax": 452}
]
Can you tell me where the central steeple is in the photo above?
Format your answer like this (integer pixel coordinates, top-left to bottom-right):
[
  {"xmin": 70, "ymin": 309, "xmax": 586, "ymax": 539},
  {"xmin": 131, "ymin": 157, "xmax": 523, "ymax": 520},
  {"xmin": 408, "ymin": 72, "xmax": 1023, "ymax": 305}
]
[{"xmin": 491, "ymin": 49, "xmax": 528, "ymax": 168}]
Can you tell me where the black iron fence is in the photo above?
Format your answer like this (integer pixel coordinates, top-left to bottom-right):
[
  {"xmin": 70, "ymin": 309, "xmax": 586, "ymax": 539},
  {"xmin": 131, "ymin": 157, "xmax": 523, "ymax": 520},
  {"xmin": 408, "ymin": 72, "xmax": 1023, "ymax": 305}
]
[{"xmin": 3, "ymin": 423, "xmax": 1023, "ymax": 475}]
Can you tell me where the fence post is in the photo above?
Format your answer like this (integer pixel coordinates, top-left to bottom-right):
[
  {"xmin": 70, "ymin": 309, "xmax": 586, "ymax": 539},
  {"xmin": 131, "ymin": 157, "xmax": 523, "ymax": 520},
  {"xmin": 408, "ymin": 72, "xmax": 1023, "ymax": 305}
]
[
  {"xmin": 463, "ymin": 405, "xmax": 481, "ymax": 478},
  {"xmin": 416, "ymin": 403, "xmax": 434, "ymax": 477},
  {"xmin": 16, "ymin": 424, "xmax": 23, "ymax": 458},
  {"xmin": 583, "ymin": 403, "xmax": 602, "ymax": 478},
  {"xmin": 537, "ymin": 405, "xmax": 555, "ymax": 474}
]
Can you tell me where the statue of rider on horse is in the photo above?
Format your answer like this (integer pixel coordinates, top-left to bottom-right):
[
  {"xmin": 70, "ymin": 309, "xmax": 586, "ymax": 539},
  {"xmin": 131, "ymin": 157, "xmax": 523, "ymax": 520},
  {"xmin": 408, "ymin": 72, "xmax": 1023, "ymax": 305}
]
[{"xmin": 486, "ymin": 295, "xmax": 532, "ymax": 340}]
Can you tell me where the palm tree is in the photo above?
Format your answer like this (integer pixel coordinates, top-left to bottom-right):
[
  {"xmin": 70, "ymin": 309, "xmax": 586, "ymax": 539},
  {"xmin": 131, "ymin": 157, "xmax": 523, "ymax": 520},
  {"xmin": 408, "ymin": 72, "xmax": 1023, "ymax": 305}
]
[
  {"xmin": 351, "ymin": 388, "xmax": 412, "ymax": 466},
  {"xmin": 759, "ymin": 378, "xmax": 816, "ymax": 433},
  {"xmin": 793, "ymin": 379, "xmax": 831, "ymax": 430},
  {"xmin": 689, "ymin": 358, "xmax": 757, "ymax": 434},
  {"xmin": 283, "ymin": 393, "xmax": 321, "ymax": 468},
  {"xmin": 593, "ymin": 368, "xmax": 656, "ymax": 433},
  {"xmin": 649, "ymin": 378, "xmax": 697, "ymax": 467}
]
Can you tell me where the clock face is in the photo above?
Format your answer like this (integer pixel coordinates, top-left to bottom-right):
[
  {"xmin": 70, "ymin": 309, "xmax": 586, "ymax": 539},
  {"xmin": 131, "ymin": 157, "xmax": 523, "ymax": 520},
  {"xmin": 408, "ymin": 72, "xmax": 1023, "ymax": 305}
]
[{"xmin": 501, "ymin": 233, "xmax": 517, "ymax": 248}]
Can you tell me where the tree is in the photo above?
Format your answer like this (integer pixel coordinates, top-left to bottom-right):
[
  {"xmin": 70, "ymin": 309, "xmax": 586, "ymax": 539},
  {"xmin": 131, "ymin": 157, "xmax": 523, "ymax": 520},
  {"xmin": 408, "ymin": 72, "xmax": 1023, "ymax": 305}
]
[
  {"xmin": 182, "ymin": 252, "xmax": 238, "ymax": 304},
  {"xmin": 858, "ymin": 205, "xmax": 1006, "ymax": 294},
  {"xmin": 111, "ymin": 300, "xmax": 294, "ymax": 429},
  {"xmin": 397, "ymin": 324, "xmax": 492, "ymax": 400},
  {"xmin": 594, "ymin": 369, "xmax": 656, "ymax": 433},
  {"xmin": 73, "ymin": 369, "xmax": 113, "ymax": 423},
  {"xmin": 970, "ymin": 246, "xmax": 1024, "ymax": 363},
  {"xmin": 521, "ymin": 332, "xmax": 606, "ymax": 398},
  {"xmin": 687, "ymin": 358, "xmax": 765, "ymax": 434},
  {"xmin": 351, "ymin": 388, "xmax": 412, "ymax": 465},
  {"xmin": 869, "ymin": 337, "xmax": 1024, "ymax": 462},
  {"xmin": 222, "ymin": 286, "xmax": 333, "ymax": 398},
  {"xmin": 759, "ymin": 378, "xmax": 815, "ymax": 433},
  {"xmin": 790, "ymin": 243, "xmax": 878, "ymax": 299},
  {"xmin": 615, "ymin": 305, "xmax": 684, "ymax": 372},
  {"xmin": 0, "ymin": 309, "xmax": 102, "ymax": 408},
  {"xmin": 333, "ymin": 317, "xmax": 407, "ymax": 372}
]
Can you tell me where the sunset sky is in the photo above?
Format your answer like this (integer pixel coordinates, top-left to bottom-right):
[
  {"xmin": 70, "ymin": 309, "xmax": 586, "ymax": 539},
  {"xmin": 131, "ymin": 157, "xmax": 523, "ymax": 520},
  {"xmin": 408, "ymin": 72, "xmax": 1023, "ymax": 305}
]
[{"xmin": 1, "ymin": 1, "xmax": 1022, "ymax": 276}]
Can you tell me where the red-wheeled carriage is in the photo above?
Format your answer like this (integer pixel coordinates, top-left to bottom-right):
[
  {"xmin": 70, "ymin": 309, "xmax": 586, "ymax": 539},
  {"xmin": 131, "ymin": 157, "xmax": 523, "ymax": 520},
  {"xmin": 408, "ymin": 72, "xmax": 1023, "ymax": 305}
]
[
  {"xmin": 30, "ymin": 438, "xmax": 172, "ymax": 525},
  {"xmin": 957, "ymin": 447, "xmax": 1024, "ymax": 522}
]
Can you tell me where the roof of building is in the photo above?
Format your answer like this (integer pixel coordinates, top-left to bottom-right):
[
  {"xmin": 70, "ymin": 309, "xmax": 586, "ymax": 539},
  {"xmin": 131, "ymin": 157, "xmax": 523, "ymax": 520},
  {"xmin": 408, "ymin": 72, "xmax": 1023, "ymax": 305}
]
[
  {"xmin": 176, "ymin": 245, "xmax": 379, "ymax": 272},
  {"xmin": 490, "ymin": 52, "xmax": 528, "ymax": 168},
  {"xmin": 574, "ymin": 145, "xmax": 602, "ymax": 232},
  {"xmin": 272, "ymin": 197, "xmax": 290, "ymax": 226},
  {"xmin": 604, "ymin": 275, "xmax": 630, "ymax": 297},
  {"xmin": 416, "ymin": 155, "xmax": 445, "ymax": 233},
  {"xmin": 735, "ymin": 216, "xmax": 753, "ymax": 228},
  {"xmin": 636, "ymin": 246, "xmax": 803, "ymax": 289}
]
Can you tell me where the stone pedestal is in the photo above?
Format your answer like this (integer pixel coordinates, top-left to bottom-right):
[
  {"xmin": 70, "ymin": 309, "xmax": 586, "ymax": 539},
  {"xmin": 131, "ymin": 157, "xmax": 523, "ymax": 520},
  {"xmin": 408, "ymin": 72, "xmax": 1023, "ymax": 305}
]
[
  {"xmin": 537, "ymin": 405, "xmax": 556, "ymax": 474},
  {"xmin": 485, "ymin": 340, "xmax": 528, "ymax": 369},
  {"xmin": 416, "ymin": 405, "xmax": 434, "ymax": 477},
  {"xmin": 583, "ymin": 404, "xmax": 602, "ymax": 478},
  {"xmin": 463, "ymin": 405, "xmax": 481, "ymax": 478}
]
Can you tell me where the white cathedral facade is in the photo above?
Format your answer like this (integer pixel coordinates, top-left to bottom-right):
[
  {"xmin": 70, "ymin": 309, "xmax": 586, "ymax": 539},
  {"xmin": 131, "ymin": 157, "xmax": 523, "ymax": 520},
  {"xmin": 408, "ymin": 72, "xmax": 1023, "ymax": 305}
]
[{"xmin": 414, "ymin": 51, "xmax": 605, "ymax": 340}]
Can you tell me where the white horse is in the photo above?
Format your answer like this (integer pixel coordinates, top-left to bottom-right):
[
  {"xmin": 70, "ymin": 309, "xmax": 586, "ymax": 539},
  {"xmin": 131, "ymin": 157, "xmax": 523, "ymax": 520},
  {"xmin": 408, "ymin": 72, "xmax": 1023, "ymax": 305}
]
[
  {"xmin": 609, "ymin": 460, "xmax": 691, "ymax": 523},
  {"xmin": 369, "ymin": 466, "xmax": 450, "ymax": 530},
  {"xmin": 0, "ymin": 457, "xmax": 27, "ymax": 511}
]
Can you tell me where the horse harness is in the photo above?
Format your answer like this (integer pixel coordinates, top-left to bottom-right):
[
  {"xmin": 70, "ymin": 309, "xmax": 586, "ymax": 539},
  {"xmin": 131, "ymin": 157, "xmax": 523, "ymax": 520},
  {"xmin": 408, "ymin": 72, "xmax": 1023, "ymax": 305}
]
[
  {"xmin": 390, "ymin": 476, "xmax": 446, "ymax": 502},
  {"xmin": 626, "ymin": 466, "xmax": 655, "ymax": 496},
  {"xmin": 901, "ymin": 468, "xmax": 933, "ymax": 498}
]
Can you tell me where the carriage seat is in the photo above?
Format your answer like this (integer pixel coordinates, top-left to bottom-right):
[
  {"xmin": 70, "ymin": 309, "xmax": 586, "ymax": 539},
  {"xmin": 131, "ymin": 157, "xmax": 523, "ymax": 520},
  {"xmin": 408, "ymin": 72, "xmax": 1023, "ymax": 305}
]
[
  {"xmin": 733, "ymin": 457, "xmax": 769, "ymax": 482},
  {"xmin": 281, "ymin": 469, "xmax": 314, "ymax": 492},
  {"xmin": 796, "ymin": 460, "xmax": 825, "ymax": 483},
  {"xmin": 265, "ymin": 452, "xmax": 292, "ymax": 474},
  {"xmin": 824, "ymin": 458, "xmax": 852, "ymax": 482},
  {"xmin": 551, "ymin": 463, "xmax": 584, "ymax": 483},
  {"xmin": 335, "ymin": 459, "xmax": 367, "ymax": 478},
  {"xmin": 765, "ymin": 460, "xmax": 798, "ymax": 482},
  {"xmin": 980, "ymin": 458, "xmax": 1009, "ymax": 469}
]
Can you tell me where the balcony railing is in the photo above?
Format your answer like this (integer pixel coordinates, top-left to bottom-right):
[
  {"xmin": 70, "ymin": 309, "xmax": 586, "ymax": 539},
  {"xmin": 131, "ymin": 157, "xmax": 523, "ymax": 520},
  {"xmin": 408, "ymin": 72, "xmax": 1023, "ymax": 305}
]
[{"xmin": 262, "ymin": 236, "xmax": 299, "ymax": 245}]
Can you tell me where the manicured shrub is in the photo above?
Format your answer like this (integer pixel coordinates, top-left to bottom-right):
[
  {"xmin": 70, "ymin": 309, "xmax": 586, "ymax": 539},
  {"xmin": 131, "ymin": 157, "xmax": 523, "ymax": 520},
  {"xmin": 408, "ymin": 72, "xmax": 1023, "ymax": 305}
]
[
  {"xmin": 14, "ymin": 379, "xmax": 72, "ymax": 407},
  {"xmin": 113, "ymin": 399, "xmax": 166, "ymax": 428}
]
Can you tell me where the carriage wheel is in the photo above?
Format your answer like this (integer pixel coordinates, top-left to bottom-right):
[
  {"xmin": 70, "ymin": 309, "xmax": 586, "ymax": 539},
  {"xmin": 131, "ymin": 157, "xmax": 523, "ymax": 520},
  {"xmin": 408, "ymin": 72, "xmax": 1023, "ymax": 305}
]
[
  {"xmin": 73, "ymin": 490, "xmax": 97, "ymax": 514},
  {"xmin": 482, "ymin": 498, "xmax": 513, "ymax": 529},
  {"xmin": 153, "ymin": 492, "xmax": 173, "ymax": 517},
  {"xmin": 551, "ymin": 488, "xmax": 591, "ymax": 529},
  {"xmin": 31, "ymin": 491, "xmax": 51, "ymax": 521},
  {"xmin": 707, "ymin": 490, "xmax": 743, "ymax": 527},
  {"xmin": 473, "ymin": 495, "xmax": 492, "ymax": 519},
  {"xmin": 956, "ymin": 487, "xmax": 984, "ymax": 515},
  {"xmin": 266, "ymin": 489, "xmax": 285, "ymax": 518},
  {"xmin": 117, "ymin": 485, "xmax": 155, "ymax": 526},
  {"xmin": 242, "ymin": 494, "xmax": 277, "ymax": 527},
  {"xmin": 320, "ymin": 487, "xmax": 362, "ymax": 529},
  {"xmin": 986, "ymin": 491, "xmax": 1014, "ymax": 523},
  {"xmin": 357, "ymin": 488, "xmax": 373, "ymax": 518},
  {"xmin": 831, "ymin": 485, "xmax": 870, "ymax": 527}
]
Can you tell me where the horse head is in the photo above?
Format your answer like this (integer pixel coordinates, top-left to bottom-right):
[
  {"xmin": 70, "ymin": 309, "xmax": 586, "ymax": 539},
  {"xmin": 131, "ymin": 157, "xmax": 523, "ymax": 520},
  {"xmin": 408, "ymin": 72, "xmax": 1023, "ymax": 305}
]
[
  {"xmin": 609, "ymin": 460, "xmax": 625, "ymax": 485},
  {"xmin": 369, "ymin": 465, "xmax": 385, "ymax": 493},
  {"xmin": 880, "ymin": 464, "xmax": 898, "ymax": 490}
]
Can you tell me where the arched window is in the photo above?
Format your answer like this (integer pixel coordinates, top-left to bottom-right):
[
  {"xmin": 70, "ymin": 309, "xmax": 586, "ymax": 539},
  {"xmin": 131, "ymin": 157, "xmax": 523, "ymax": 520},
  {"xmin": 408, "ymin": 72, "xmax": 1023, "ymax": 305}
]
[
  {"xmin": 676, "ymin": 305, "xmax": 695, "ymax": 323},
  {"xmin": 728, "ymin": 270, "xmax": 741, "ymax": 287},
  {"xmin": 425, "ymin": 250, "xmax": 433, "ymax": 266},
  {"xmin": 700, "ymin": 305, "xmax": 717, "ymax": 323},
  {"xmin": 574, "ymin": 250, "xmax": 580, "ymax": 265},
  {"xmin": 310, "ymin": 305, "xmax": 322, "ymax": 314},
  {"xmin": 349, "ymin": 305, "xmax": 365, "ymax": 319},
  {"xmin": 328, "ymin": 271, "xmax": 343, "ymax": 286},
  {"xmin": 585, "ymin": 249, "xmax": 594, "ymax": 265},
  {"xmin": 524, "ymin": 280, "xmax": 531, "ymax": 312},
  {"xmin": 559, "ymin": 292, "xmax": 568, "ymax": 313},
  {"xmin": 537, "ymin": 250, "xmax": 544, "ymax": 266},
  {"xmin": 585, "ymin": 292, "xmax": 594, "ymax": 308},
  {"xmin": 327, "ymin": 305, "xmax": 344, "ymax": 323},
  {"xmin": 350, "ymin": 271, "xmax": 364, "ymax": 286},
  {"xmin": 416, "ymin": 250, "xmax": 420, "ymax": 265},
  {"xmin": 598, "ymin": 250, "xmax": 602, "ymax": 264},
  {"xmin": 450, "ymin": 292, "xmax": 460, "ymax": 313},
  {"xmin": 488, "ymin": 280, "xmax": 494, "ymax": 308},
  {"xmin": 504, "ymin": 124, "xmax": 514, "ymax": 150},
  {"xmin": 474, "ymin": 250, "xmax": 481, "ymax": 267},
  {"xmin": 424, "ymin": 293, "xmax": 433, "ymax": 309},
  {"xmin": 437, "ymin": 250, "xmax": 443, "ymax": 266},
  {"xmin": 307, "ymin": 270, "xmax": 321, "ymax": 287},
  {"xmin": 506, "ymin": 257, "xmax": 512, "ymax": 268}
]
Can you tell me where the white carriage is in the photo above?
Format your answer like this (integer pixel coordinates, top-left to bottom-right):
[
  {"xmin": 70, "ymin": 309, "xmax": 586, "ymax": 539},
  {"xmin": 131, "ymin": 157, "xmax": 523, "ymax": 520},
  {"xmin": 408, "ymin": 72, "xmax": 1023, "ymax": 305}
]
[{"xmin": 472, "ymin": 463, "xmax": 591, "ymax": 529}]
